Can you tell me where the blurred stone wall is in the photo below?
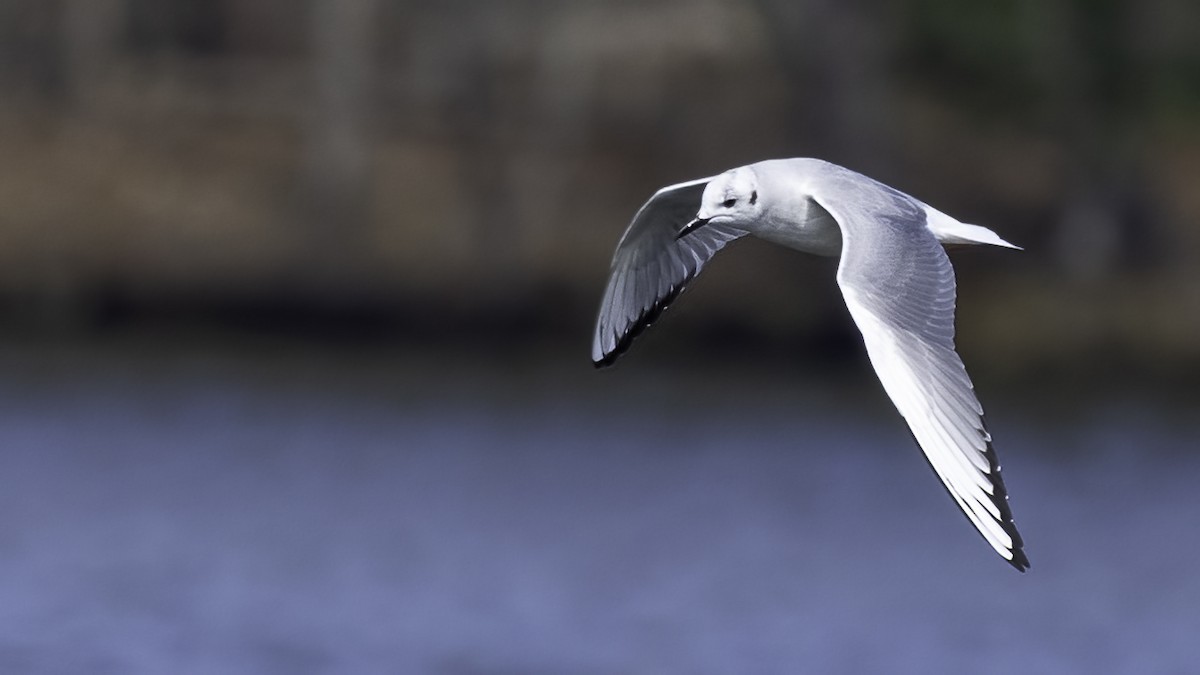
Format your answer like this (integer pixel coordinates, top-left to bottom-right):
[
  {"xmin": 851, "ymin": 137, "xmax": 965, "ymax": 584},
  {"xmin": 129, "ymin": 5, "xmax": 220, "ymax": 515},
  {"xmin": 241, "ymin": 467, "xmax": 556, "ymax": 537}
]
[{"xmin": 0, "ymin": 0, "xmax": 1198, "ymax": 375}]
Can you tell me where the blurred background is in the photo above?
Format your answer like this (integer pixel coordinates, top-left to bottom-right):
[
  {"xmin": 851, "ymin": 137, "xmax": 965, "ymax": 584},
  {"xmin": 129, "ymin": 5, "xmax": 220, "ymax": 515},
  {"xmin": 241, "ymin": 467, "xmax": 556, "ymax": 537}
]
[{"xmin": 1, "ymin": 1, "xmax": 1198, "ymax": 673}]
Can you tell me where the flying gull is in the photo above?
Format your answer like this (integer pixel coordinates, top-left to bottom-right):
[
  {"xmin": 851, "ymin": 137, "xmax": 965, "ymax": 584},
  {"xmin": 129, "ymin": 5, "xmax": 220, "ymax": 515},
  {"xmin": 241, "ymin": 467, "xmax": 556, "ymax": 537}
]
[{"xmin": 592, "ymin": 158, "xmax": 1028, "ymax": 570}]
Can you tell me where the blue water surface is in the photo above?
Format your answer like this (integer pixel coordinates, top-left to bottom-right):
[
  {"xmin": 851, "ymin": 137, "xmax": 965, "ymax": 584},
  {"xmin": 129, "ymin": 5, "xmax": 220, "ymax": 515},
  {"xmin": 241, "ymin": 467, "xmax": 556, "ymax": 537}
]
[{"xmin": 0, "ymin": 341, "xmax": 1195, "ymax": 674}]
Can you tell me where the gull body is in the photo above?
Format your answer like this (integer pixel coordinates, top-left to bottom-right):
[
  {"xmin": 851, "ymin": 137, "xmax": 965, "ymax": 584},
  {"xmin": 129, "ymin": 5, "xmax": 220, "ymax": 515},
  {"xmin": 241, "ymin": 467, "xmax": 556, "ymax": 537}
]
[{"xmin": 592, "ymin": 158, "xmax": 1028, "ymax": 570}]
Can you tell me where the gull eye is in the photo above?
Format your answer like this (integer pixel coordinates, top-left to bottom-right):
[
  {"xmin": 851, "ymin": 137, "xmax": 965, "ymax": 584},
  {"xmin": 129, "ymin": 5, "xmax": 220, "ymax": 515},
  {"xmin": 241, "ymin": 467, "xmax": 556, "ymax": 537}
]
[
  {"xmin": 722, "ymin": 198, "xmax": 737, "ymax": 208},
  {"xmin": 750, "ymin": 190, "xmax": 758, "ymax": 205}
]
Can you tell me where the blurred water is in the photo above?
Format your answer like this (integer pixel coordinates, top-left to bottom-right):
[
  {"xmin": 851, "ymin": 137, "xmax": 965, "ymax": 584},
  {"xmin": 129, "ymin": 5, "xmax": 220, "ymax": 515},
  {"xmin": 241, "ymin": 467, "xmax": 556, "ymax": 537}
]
[{"xmin": 0, "ymin": 341, "xmax": 1196, "ymax": 674}]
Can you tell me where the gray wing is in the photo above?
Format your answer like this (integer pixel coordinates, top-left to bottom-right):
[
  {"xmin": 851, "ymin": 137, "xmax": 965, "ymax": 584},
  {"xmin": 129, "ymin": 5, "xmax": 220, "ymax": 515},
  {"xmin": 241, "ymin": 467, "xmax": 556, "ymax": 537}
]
[
  {"xmin": 810, "ymin": 170, "xmax": 1028, "ymax": 570},
  {"xmin": 592, "ymin": 178, "xmax": 747, "ymax": 366}
]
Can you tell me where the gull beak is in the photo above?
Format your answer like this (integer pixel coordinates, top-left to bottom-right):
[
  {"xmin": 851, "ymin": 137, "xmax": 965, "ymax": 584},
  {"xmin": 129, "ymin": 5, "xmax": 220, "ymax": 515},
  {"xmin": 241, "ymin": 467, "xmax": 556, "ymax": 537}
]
[{"xmin": 675, "ymin": 217, "xmax": 710, "ymax": 240}]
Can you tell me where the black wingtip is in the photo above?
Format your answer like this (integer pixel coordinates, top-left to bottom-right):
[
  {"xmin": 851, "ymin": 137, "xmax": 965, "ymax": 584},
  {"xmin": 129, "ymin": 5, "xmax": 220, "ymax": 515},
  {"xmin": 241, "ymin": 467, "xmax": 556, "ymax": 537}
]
[
  {"xmin": 984, "ymin": 429, "xmax": 1030, "ymax": 573},
  {"xmin": 590, "ymin": 279, "xmax": 691, "ymax": 371},
  {"xmin": 907, "ymin": 422, "xmax": 1029, "ymax": 573},
  {"xmin": 1008, "ymin": 549, "xmax": 1031, "ymax": 573}
]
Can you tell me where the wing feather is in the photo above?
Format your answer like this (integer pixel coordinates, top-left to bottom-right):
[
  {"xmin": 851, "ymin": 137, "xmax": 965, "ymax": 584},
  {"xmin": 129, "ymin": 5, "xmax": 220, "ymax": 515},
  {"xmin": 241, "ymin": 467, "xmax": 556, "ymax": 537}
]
[
  {"xmin": 592, "ymin": 178, "xmax": 747, "ymax": 366},
  {"xmin": 809, "ymin": 167, "xmax": 1028, "ymax": 570}
]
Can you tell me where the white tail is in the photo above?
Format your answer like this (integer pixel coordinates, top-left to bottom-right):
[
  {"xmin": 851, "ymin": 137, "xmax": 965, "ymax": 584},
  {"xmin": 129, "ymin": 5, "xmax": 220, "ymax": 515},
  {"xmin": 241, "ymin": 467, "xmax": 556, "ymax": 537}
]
[{"xmin": 921, "ymin": 202, "xmax": 1022, "ymax": 250}]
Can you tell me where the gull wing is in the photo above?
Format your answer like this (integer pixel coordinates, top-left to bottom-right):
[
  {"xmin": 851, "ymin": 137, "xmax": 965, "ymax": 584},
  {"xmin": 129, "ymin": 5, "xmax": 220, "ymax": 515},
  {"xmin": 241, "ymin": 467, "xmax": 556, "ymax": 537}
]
[
  {"xmin": 810, "ymin": 169, "xmax": 1028, "ymax": 570},
  {"xmin": 592, "ymin": 178, "xmax": 747, "ymax": 366}
]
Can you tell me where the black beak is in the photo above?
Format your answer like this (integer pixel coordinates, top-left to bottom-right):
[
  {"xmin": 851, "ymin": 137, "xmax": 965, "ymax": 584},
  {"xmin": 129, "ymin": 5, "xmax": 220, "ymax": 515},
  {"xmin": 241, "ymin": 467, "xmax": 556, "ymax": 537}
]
[{"xmin": 675, "ymin": 217, "xmax": 710, "ymax": 240}]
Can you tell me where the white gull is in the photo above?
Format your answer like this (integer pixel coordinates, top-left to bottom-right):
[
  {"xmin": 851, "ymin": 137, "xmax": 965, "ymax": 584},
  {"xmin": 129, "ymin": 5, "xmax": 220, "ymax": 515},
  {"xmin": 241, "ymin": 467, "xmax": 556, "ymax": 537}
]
[{"xmin": 592, "ymin": 158, "xmax": 1029, "ymax": 570}]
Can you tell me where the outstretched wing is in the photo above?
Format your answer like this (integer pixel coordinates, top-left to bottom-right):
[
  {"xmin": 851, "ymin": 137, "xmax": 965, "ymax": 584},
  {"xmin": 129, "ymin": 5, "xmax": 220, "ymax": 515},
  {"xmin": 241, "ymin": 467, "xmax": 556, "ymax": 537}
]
[
  {"xmin": 810, "ymin": 169, "xmax": 1028, "ymax": 570},
  {"xmin": 592, "ymin": 178, "xmax": 747, "ymax": 366}
]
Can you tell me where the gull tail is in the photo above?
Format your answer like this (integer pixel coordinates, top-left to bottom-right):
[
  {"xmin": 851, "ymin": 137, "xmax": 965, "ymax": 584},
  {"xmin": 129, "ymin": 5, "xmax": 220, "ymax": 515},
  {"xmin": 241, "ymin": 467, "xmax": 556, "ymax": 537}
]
[{"xmin": 921, "ymin": 203, "xmax": 1022, "ymax": 250}]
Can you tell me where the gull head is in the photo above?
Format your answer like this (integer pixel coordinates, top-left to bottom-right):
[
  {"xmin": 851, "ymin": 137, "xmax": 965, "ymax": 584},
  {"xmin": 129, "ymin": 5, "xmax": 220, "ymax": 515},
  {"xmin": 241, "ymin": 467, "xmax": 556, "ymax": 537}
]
[
  {"xmin": 676, "ymin": 167, "xmax": 761, "ymax": 240},
  {"xmin": 699, "ymin": 167, "xmax": 760, "ymax": 225}
]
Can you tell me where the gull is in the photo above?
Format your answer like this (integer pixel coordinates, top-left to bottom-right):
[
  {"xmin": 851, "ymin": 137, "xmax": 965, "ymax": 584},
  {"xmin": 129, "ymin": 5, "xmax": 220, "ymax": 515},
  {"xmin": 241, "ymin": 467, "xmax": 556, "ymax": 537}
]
[{"xmin": 592, "ymin": 158, "xmax": 1028, "ymax": 570}]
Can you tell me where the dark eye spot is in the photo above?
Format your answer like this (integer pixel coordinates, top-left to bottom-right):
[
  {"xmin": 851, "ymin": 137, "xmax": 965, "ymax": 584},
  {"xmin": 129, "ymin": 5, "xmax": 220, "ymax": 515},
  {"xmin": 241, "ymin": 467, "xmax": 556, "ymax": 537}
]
[
  {"xmin": 750, "ymin": 190, "xmax": 758, "ymax": 205},
  {"xmin": 722, "ymin": 198, "xmax": 737, "ymax": 208}
]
